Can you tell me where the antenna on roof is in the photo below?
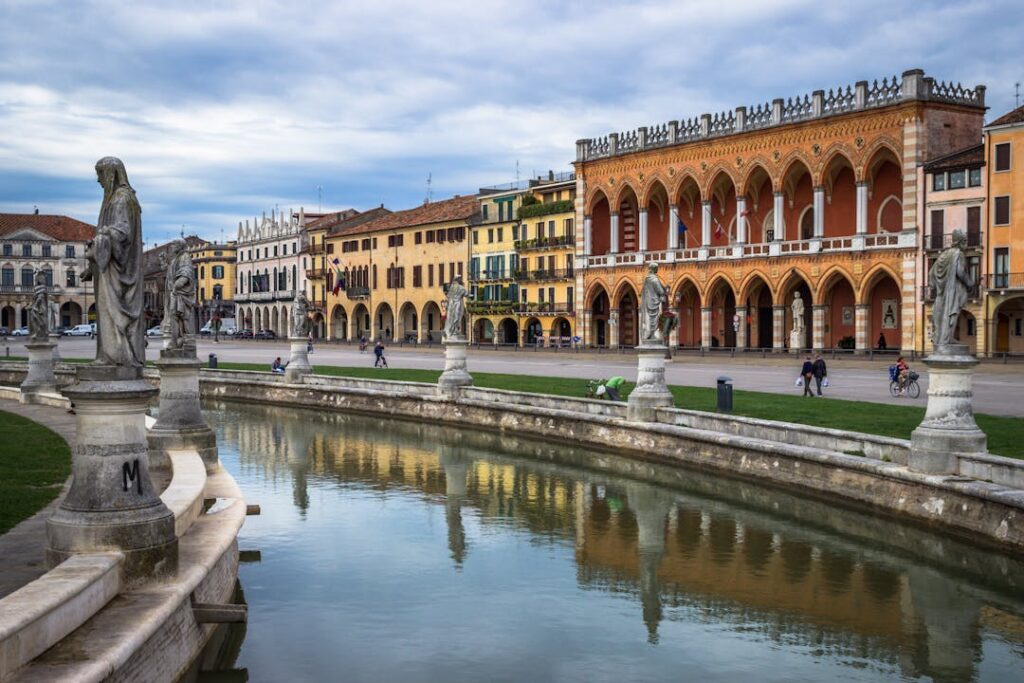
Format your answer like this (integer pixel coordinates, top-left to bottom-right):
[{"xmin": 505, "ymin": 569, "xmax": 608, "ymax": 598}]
[
  {"xmin": 33, "ymin": 205, "xmax": 38, "ymax": 215},
  {"xmin": 425, "ymin": 172, "xmax": 433, "ymax": 204},
  {"xmin": 1017, "ymin": 82, "xmax": 1021, "ymax": 108},
  {"xmin": 515, "ymin": 160, "xmax": 520, "ymax": 186},
  {"xmin": 180, "ymin": 225, "xmax": 185, "ymax": 239}
]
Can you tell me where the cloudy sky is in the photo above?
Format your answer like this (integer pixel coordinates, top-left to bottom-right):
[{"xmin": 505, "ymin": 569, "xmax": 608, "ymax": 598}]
[{"xmin": 0, "ymin": 0, "xmax": 1020, "ymax": 244}]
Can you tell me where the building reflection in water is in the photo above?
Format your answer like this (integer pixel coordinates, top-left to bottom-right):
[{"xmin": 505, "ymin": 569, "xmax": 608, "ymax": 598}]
[{"xmin": 211, "ymin": 401, "xmax": 1024, "ymax": 683}]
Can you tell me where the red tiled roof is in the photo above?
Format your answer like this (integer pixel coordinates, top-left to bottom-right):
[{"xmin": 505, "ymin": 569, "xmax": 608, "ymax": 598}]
[
  {"xmin": 304, "ymin": 208, "xmax": 360, "ymax": 231},
  {"xmin": 988, "ymin": 104, "xmax": 1024, "ymax": 128},
  {"xmin": 338, "ymin": 195, "xmax": 480, "ymax": 236},
  {"xmin": 0, "ymin": 213, "xmax": 96, "ymax": 241},
  {"xmin": 923, "ymin": 143, "xmax": 984, "ymax": 172},
  {"xmin": 323, "ymin": 207, "xmax": 392, "ymax": 237}
]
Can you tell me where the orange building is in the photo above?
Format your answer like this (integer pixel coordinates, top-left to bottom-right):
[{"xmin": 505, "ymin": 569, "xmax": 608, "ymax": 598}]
[{"xmin": 573, "ymin": 69, "xmax": 986, "ymax": 353}]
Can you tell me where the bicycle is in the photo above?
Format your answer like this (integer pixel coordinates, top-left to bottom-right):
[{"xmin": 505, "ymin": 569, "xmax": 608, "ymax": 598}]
[
  {"xmin": 889, "ymin": 370, "xmax": 920, "ymax": 399},
  {"xmin": 585, "ymin": 378, "xmax": 606, "ymax": 399}
]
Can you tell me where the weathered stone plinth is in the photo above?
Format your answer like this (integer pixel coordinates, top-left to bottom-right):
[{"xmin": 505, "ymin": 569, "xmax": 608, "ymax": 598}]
[
  {"xmin": 627, "ymin": 345, "xmax": 674, "ymax": 421},
  {"xmin": 49, "ymin": 334, "xmax": 62, "ymax": 361},
  {"xmin": 47, "ymin": 365, "xmax": 177, "ymax": 584},
  {"xmin": 148, "ymin": 348, "xmax": 218, "ymax": 472},
  {"xmin": 909, "ymin": 344, "xmax": 987, "ymax": 475},
  {"xmin": 438, "ymin": 337, "xmax": 473, "ymax": 398},
  {"xmin": 284, "ymin": 337, "xmax": 313, "ymax": 382},
  {"xmin": 20, "ymin": 341, "xmax": 57, "ymax": 401},
  {"xmin": 789, "ymin": 329, "xmax": 805, "ymax": 352}
]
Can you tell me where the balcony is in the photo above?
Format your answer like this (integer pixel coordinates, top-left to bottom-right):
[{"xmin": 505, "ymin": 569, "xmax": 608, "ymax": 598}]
[
  {"xmin": 307, "ymin": 243, "xmax": 325, "ymax": 255},
  {"xmin": 520, "ymin": 301, "xmax": 574, "ymax": 315},
  {"xmin": 345, "ymin": 286, "xmax": 370, "ymax": 301},
  {"xmin": 242, "ymin": 289, "xmax": 296, "ymax": 302},
  {"xmin": 0, "ymin": 284, "xmax": 60, "ymax": 294},
  {"xmin": 515, "ymin": 268, "xmax": 574, "ymax": 282},
  {"xmin": 468, "ymin": 300, "xmax": 521, "ymax": 315},
  {"xmin": 924, "ymin": 231, "xmax": 982, "ymax": 251},
  {"xmin": 514, "ymin": 234, "xmax": 575, "ymax": 251},
  {"xmin": 987, "ymin": 273, "xmax": 1024, "ymax": 291},
  {"xmin": 306, "ymin": 268, "xmax": 327, "ymax": 280},
  {"xmin": 469, "ymin": 269, "xmax": 514, "ymax": 283}
]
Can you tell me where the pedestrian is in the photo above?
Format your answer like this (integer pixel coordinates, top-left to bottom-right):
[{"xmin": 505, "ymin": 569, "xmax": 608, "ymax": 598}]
[
  {"xmin": 603, "ymin": 375, "xmax": 626, "ymax": 401},
  {"xmin": 877, "ymin": 332, "xmax": 887, "ymax": 350},
  {"xmin": 374, "ymin": 340, "xmax": 388, "ymax": 368},
  {"xmin": 307, "ymin": 334, "xmax": 314, "ymax": 354},
  {"xmin": 799, "ymin": 355, "xmax": 814, "ymax": 397},
  {"xmin": 385, "ymin": 326, "xmax": 391, "ymax": 340},
  {"xmin": 812, "ymin": 353, "xmax": 828, "ymax": 397},
  {"xmin": 359, "ymin": 335, "xmax": 367, "ymax": 353},
  {"xmin": 271, "ymin": 357, "xmax": 286, "ymax": 374}
]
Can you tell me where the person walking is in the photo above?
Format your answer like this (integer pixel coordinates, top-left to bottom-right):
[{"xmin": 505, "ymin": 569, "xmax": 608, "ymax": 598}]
[
  {"xmin": 307, "ymin": 334, "xmax": 314, "ymax": 354},
  {"xmin": 359, "ymin": 335, "xmax": 367, "ymax": 353},
  {"xmin": 799, "ymin": 355, "xmax": 814, "ymax": 397},
  {"xmin": 374, "ymin": 340, "xmax": 388, "ymax": 368},
  {"xmin": 812, "ymin": 353, "xmax": 828, "ymax": 397}
]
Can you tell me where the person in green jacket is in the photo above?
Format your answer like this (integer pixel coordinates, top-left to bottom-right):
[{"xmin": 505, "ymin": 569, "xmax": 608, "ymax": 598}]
[{"xmin": 604, "ymin": 376, "xmax": 625, "ymax": 401}]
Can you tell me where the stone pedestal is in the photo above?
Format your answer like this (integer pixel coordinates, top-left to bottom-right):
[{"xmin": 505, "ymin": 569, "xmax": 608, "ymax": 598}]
[
  {"xmin": 909, "ymin": 344, "xmax": 987, "ymax": 475},
  {"xmin": 627, "ymin": 345, "xmax": 674, "ymax": 421},
  {"xmin": 438, "ymin": 337, "xmax": 473, "ymax": 398},
  {"xmin": 49, "ymin": 334, "xmax": 62, "ymax": 361},
  {"xmin": 148, "ymin": 348, "xmax": 219, "ymax": 473},
  {"xmin": 789, "ymin": 328, "xmax": 805, "ymax": 352},
  {"xmin": 20, "ymin": 341, "xmax": 57, "ymax": 401},
  {"xmin": 284, "ymin": 337, "xmax": 313, "ymax": 382},
  {"xmin": 47, "ymin": 365, "xmax": 177, "ymax": 584}
]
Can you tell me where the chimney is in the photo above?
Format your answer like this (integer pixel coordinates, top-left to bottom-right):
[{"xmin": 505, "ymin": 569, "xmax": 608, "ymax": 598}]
[{"xmin": 33, "ymin": 206, "xmax": 39, "ymax": 215}]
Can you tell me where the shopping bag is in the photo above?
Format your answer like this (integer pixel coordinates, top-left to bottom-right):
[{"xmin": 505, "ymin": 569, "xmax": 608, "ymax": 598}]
[
  {"xmin": 822, "ymin": 377, "xmax": 830, "ymax": 388},
  {"xmin": 794, "ymin": 376, "xmax": 803, "ymax": 387}
]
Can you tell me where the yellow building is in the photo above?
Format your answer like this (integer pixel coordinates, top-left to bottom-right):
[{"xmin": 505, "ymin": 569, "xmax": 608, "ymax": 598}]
[
  {"xmin": 299, "ymin": 208, "xmax": 359, "ymax": 338},
  {"xmin": 984, "ymin": 104, "xmax": 1024, "ymax": 354},
  {"xmin": 190, "ymin": 241, "xmax": 237, "ymax": 327},
  {"xmin": 469, "ymin": 186, "xmax": 521, "ymax": 344},
  {"xmin": 323, "ymin": 195, "xmax": 478, "ymax": 342}
]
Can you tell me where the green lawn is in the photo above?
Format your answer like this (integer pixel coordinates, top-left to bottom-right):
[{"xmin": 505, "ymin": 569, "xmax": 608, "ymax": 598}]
[
  {"xmin": 0, "ymin": 410, "xmax": 71, "ymax": 534},
  {"xmin": 212, "ymin": 362, "xmax": 1024, "ymax": 459}
]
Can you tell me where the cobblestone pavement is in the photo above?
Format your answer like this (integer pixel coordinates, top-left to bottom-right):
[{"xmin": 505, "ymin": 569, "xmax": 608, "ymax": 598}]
[{"xmin": 0, "ymin": 399, "xmax": 74, "ymax": 599}]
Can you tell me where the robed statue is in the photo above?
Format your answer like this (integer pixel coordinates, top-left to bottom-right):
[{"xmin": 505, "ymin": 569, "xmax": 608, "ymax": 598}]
[
  {"xmin": 82, "ymin": 157, "xmax": 145, "ymax": 367},
  {"xmin": 28, "ymin": 270, "xmax": 50, "ymax": 341},
  {"xmin": 791, "ymin": 291, "xmax": 805, "ymax": 333},
  {"xmin": 442, "ymin": 275, "xmax": 469, "ymax": 340},
  {"xmin": 292, "ymin": 291, "xmax": 312, "ymax": 338},
  {"xmin": 929, "ymin": 229, "xmax": 972, "ymax": 351},
  {"xmin": 639, "ymin": 263, "xmax": 667, "ymax": 345},
  {"xmin": 164, "ymin": 240, "xmax": 196, "ymax": 350}
]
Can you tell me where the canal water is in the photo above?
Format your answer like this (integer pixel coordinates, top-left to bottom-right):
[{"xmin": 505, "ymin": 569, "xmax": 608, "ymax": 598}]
[{"xmin": 204, "ymin": 401, "xmax": 1024, "ymax": 683}]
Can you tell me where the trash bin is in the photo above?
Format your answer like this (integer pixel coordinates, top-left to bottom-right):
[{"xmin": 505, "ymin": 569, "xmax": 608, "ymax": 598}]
[
  {"xmin": 716, "ymin": 376, "xmax": 733, "ymax": 412},
  {"xmin": 208, "ymin": 353, "xmax": 218, "ymax": 369}
]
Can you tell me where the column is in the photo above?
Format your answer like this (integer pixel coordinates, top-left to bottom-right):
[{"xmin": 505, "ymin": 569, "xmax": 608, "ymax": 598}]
[
  {"xmin": 772, "ymin": 305, "xmax": 786, "ymax": 351},
  {"xmin": 701, "ymin": 201, "xmax": 712, "ymax": 246},
  {"xmin": 812, "ymin": 304, "xmax": 827, "ymax": 350},
  {"xmin": 855, "ymin": 303, "xmax": 870, "ymax": 353},
  {"xmin": 856, "ymin": 182, "xmax": 869, "ymax": 234},
  {"xmin": 583, "ymin": 216, "xmax": 592, "ymax": 255},
  {"xmin": 735, "ymin": 196, "xmax": 747, "ymax": 243},
  {"xmin": 813, "ymin": 186, "xmax": 825, "ymax": 238},
  {"xmin": 610, "ymin": 212, "xmax": 620, "ymax": 254},
  {"xmin": 773, "ymin": 192, "xmax": 785, "ymax": 241},
  {"xmin": 638, "ymin": 208, "xmax": 649, "ymax": 252},
  {"xmin": 700, "ymin": 307, "xmax": 712, "ymax": 349},
  {"xmin": 667, "ymin": 205, "xmax": 680, "ymax": 249},
  {"xmin": 735, "ymin": 305, "xmax": 748, "ymax": 349}
]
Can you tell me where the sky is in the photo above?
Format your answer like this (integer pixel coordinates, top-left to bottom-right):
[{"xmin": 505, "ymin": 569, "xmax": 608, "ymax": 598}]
[{"xmin": 0, "ymin": 0, "xmax": 1020, "ymax": 245}]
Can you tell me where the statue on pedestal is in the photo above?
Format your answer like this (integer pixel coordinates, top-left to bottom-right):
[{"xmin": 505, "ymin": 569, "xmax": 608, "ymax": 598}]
[
  {"xmin": 443, "ymin": 275, "xmax": 468, "ymax": 340},
  {"xmin": 164, "ymin": 240, "xmax": 196, "ymax": 351},
  {"xmin": 929, "ymin": 230, "xmax": 971, "ymax": 352},
  {"xmin": 29, "ymin": 270, "xmax": 50, "ymax": 341},
  {"xmin": 83, "ymin": 156, "xmax": 145, "ymax": 368},
  {"xmin": 49, "ymin": 300, "xmax": 60, "ymax": 334},
  {"xmin": 292, "ymin": 291, "xmax": 312, "ymax": 338},
  {"xmin": 791, "ymin": 291, "xmax": 805, "ymax": 334},
  {"xmin": 639, "ymin": 263, "xmax": 667, "ymax": 345}
]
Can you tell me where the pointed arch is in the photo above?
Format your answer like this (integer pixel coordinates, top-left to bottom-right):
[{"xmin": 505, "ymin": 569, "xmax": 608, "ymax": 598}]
[
  {"xmin": 611, "ymin": 277, "xmax": 639, "ymax": 308},
  {"xmin": 585, "ymin": 280, "xmax": 611, "ymax": 308},
  {"xmin": 857, "ymin": 262, "xmax": 902, "ymax": 304},
  {"xmin": 859, "ymin": 137, "xmax": 902, "ymax": 183},
  {"xmin": 739, "ymin": 160, "xmax": 773, "ymax": 199},
  {"xmin": 585, "ymin": 187, "xmax": 610, "ymax": 215},
  {"xmin": 738, "ymin": 269, "xmax": 773, "ymax": 306},
  {"xmin": 640, "ymin": 175, "xmax": 671, "ymax": 207},
  {"xmin": 816, "ymin": 143, "xmax": 857, "ymax": 187}
]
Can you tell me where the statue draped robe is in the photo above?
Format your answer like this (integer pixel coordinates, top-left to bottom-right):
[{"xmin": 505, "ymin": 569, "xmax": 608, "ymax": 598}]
[
  {"xmin": 29, "ymin": 279, "xmax": 49, "ymax": 341},
  {"xmin": 444, "ymin": 281, "xmax": 467, "ymax": 339},
  {"xmin": 167, "ymin": 252, "xmax": 196, "ymax": 347},
  {"xmin": 640, "ymin": 272, "xmax": 667, "ymax": 343},
  {"xmin": 92, "ymin": 185, "xmax": 145, "ymax": 367},
  {"xmin": 929, "ymin": 245, "xmax": 970, "ymax": 349}
]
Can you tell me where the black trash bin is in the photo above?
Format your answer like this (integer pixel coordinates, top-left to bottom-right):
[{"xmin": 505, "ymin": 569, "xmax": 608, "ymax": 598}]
[
  {"xmin": 208, "ymin": 353, "xmax": 218, "ymax": 369},
  {"xmin": 716, "ymin": 376, "xmax": 733, "ymax": 412}
]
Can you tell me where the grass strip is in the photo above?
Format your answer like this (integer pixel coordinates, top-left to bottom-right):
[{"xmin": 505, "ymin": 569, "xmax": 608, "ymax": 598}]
[{"xmin": 0, "ymin": 410, "xmax": 71, "ymax": 534}]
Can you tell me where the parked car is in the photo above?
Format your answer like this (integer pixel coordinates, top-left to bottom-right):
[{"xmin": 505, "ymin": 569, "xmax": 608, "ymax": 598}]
[
  {"xmin": 255, "ymin": 329, "xmax": 277, "ymax": 340},
  {"xmin": 0, "ymin": 327, "xmax": 9, "ymax": 336},
  {"xmin": 234, "ymin": 329, "xmax": 253, "ymax": 339},
  {"xmin": 146, "ymin": 326, "xmax": 163, "ymax": 337},
  {"xmin": 11, "ymin": 326, "xmax": 30, "ymax": 336},
  {"xmin": 64, "ymin": 323, "xmax": 94, "ymax": 336}
]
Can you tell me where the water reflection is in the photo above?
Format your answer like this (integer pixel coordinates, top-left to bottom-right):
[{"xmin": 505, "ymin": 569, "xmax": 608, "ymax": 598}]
[{"xmin": 209, "ymin": 401, "xmax": 1024, "ymax": 683}]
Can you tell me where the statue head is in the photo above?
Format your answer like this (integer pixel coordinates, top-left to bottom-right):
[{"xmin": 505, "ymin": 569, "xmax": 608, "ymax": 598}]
[
  {"xmin": 34, "ymin": 269, "xmax": 46, "ymax": 286},
  {"xmin": 95, "ymin": 156, "xmax": 131, "ymax": 195},
  {"xmin": 168, "ymin": 239, "xmax": 186, "ymax": 258},
  {"xmin": 951, "ymin": 229, "xmax": 967, "ymax": 249},
  {"xmin": 794, "ymin": 291, "xmax": 802, "ymax": 300},
  {"xmin": 648, "ymin": 262, "xmax": 659, "ymax": 275},
  {"xmin": 453, "ymin": 275, "xmax": 463, "ymax": 286}
]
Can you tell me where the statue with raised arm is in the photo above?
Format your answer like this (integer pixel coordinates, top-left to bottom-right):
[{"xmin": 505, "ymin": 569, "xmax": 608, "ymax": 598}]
[
  {"xmin": 443, "ymin": 275, "xmax": 468, "ymax": 340},
  {"xmin": 639, "ymin": 262, "xmax": 667, "ymax": 345},
  {"xmin": 791, "ymin": 291, "xmax": 805, "ymax": 333},
  {"xmin": 83, "ymin": 157, "xmax": 145, "ymax": 367},
  {"xmin": 292, "ymin": 291, "xmax": 312, "ymax": 338},
  {"xmin": 29, "ymin": 270, "xmax": 50, "ymax": 341},
  {"xmin": 164, "ymin": 240, "xmax": 196, "ymax": 350},
  {"xmin": 930, "ymin": 229, "xmax": 972, "ymax": 351}
]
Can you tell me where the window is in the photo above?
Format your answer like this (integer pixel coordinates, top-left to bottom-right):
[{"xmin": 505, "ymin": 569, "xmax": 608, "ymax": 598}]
[
  {"xmin": 292, "ymin": 242, "xmax": 297, "ymax": 254},
  {"xmin": 994, "ymin": 247, "xmax": 1010, "ymax": 288},
  {"xmin": 473, "ymin": 230, "xmax": 479, "ymax": 245},
  {"xmin": 426, "ymin": 230, "xmax": 435, "ymax": 243},
  {"xmin": 213, "ymin": 284, "xmax": 223, "ymax": 300},
  {"xmin": 948, "ymin": 170, "xmax": 965, "ymax": 189},
  {"xmin": 498, "ymin": 202, "xmax": 504, "ymax": 222},
  {"xmin": 512, "ymin": 224, "xmax": 518, "ymax": 241},
  {"xmin": 967, "ymin": 254, "xmax": 980, "ymax": 288},
  {"xmin": 521, "ymin": 288, "xmax": 527, "ymax": 303},
  {"xmin": 449, "ymin": 262, "xmax": 455, "ymax": 282},
  {"xmin": 548, "ymin": 221, "xmax": 555, "ymax": 239},
  {"xmin": 2, "ymin": 244, "xmax": 10, "ymax": 256},
  {"xmin": 930, "ymin": 210, "xmax": 944, "ymax": 249},
  {"xmin": 994, "ymin": 196, "xmax": 1011, "ymax": 226},
  {"xmin": 995, "ymin": 142, "xmax": 1011, "ymax": 172},
  {"xmin": 21, "ymin": 267, "xmax": 33, "ymax": 286},
  {"xmin": 413, "ymin": 265, "xmax": 422, "ymax": 287},
  {"xmin": 1, "ymin": 267, "xmax": 12, "ymax": 286},
  {"xmin": 361, "ymin": 238, "xmax": 371, "ymax": 250},
  {"xmin": 372, "ymin": 238, "xmax": 377, "ymax": 249},
  {"xmin": 372, "ymin": 265, "xmax": 378, "ymax": 289},
  {"xmin": 437, "ymin": 230, "xmax": 445, "ymax": 243},
  {"xmin": 387, "ymin": 234, "xmax": 404, "ymax": 247},
  {"xmin": 487, "ymin": 228, "xmax": 494, "ymax": 243},
  {"xmin": 66, "ymin": 269, "xmax": 76, "ymax": 287},
  {"xmin": 22, "ymin": 244, "xmax": 31, "ymax": 257},
  {"xmin": 428, "ymin": 264, "xmax": 434, "ymax": 287},
  {"xmin": 967, "ymin": 206, "xmax": 981, "ymax": 242},
  {"xmin": 497, "ymin": 227, "xmax": 503, "ymax": 242},
  {"xmin": 457, "ymin": 262, "xmax": 463, "ymax": 277},
  {"xmin": 969, "ymin": 168, "xmax": 982, "ymax": 187},
  {"xmin": 200, "ymin": 266, "xmax": 205, "ymax": 279},
  {"xmin": 212, "ymin": 265, "xmax": 225, "ymax": 279},
  {"xmin": 967, "ymin": 317, "xmax": 976, "ymax": 336},
  {"xmin": 42, "ymin": 244, "xmax": 51, "ymax": 257},
  {"xmin": 539, "ymin": 288, "xmax": 545, "ymax": 303},
  {"xmin": 273, "ymin": 246, "xmax": 278, "ymax": 257},
  {"xmin": 536, "ymin": 222, "xmax": 543, "ymax": 240},
  {"xmin": 327, "ymin": 243, "xmax": 334, "ymax": 254},
  {"xmin": 565, "ymin": 217, "xmax": 574, "ymax": 236},
  {"xmin": 932, "ymin": 173, "xmax": 945, "ymax": 191},
  {"xmin": 482, "ymin": 204, "xmax": 489, "ymax": 220}
]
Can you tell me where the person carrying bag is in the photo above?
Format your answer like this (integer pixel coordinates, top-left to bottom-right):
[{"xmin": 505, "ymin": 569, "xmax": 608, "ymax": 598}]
[{"xmin": 799, "ymin": 355, "xmax": 814, "ymax": 397}]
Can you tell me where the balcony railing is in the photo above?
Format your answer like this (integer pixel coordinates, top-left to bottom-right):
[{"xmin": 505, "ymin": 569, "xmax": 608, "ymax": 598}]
[
  {"xmin": 520, "ymin": 301, "xmax": 574, "ymax": 315},
  {"xmin": 987, "ymin": 273, "xmax": 1024, "ymax": 290},
  {"xmin": 514, "ymin": 234, "xmax": 575, "ymax": 251},
  {"xmin": 240, "ymin": 289, "xmax": 296, "ymax": 302},
  {"xmin": 306, "ymin": 268, "xmax": 326, "ymax": 279},
  {"xmin": 515, "ymin": 268, "xmax": 574, "ymax": 281},
  {"xmin": 345, "ymin": 286, "xmax": 370, "ymax": 300},
  {"xmin": 307, "ymin": 244, "xmax": 325, "ymax": 255},
  {"xmin": 924, "ymin": 231, "xmax": 982, "ymax": 250},
  {"xmin": 0, "ymin": 284, "xmax": 63, "ymax": 294},
  {"xmin": 469, "ymin": 269, "xmax": 514, "ymax": 282},
  {"xmin": 468, "ymin": 300, "xmax": 521, "ymax": 315}
]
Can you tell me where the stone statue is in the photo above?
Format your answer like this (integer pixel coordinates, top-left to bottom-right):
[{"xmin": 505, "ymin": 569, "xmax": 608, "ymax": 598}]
[
  {"xmin": 164, "ymin": 240, "xmax": 196, "ymax": 350},
  {"xmin": 292, "ymin": 291, "xmax": 312, "ymax": 338},
  {"xmin": 639, "ymin": 263, "xmax": 667, "ymax": 345},
  {"xmin": 83, "ymin": 157, "xmax": 145, "ymax": 368},
  {"xmin": 29, "ymin": 270, "xmax": 50, "ymax": 341},
  {"xmin": 49, "ymin": 300, "xmax": 60, "ymax": 334},
  {"xmin": 443, "ymin": 275, "xmax": 469, "ymax": 340},
  {"xmin": 929, "ymin": 229, "xmax": 972, "ymax": 351},
  {"xmin": 791, "ymin": 291, "xmax": 805, "ymax": 333}
]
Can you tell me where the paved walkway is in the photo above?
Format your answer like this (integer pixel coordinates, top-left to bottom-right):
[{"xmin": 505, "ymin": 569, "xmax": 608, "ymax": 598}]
[{"xmin": 0, "ymin": 399, "xmax": 75, "ymax": 599}]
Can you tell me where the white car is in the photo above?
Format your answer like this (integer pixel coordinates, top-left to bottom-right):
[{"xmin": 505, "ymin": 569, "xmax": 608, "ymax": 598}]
[
  {"xmin": 11, "ymin": 327, "xmax": 30, "ymax": 336},
  {"xmin": 146, "ymin": 326, "xmax": 163, "ymax": 337},
  {"xmin": 64, "ymin": 323, "xmax": 95, "ymax": 336}
]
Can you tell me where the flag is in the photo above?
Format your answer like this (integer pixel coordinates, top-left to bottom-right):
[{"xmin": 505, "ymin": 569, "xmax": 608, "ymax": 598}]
[{"xmin": 331, "ymin": 257, "xmax": 345, "ymax": 296}]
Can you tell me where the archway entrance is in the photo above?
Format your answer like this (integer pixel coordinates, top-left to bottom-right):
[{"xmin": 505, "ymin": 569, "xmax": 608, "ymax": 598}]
[
  {"xmin": 352, "ymin": 304, "xmax": 370, "ymax": 340},
  {"xmin": 498, "ymin": 317, "xmax": 518, "ymax": 345},
  {"xmin": 618, "ymin": 288, "xmax": 638, "ymax": 347},
  {"xmin": 399, "ymin": 303, "xmax": 418, "ymax": 342},
  {"xmin": 551, "ymin": 316, "xmax": 572, "ymax": 344},
  {"xmin": 331, "ymin": 305, "xmax": 348, "ymax": 340},
  {"xmin": 376, "ymin": 303, "xmax": 394, "ymax": 341},
  {"xmin": 822, "ymin": 276, "xmax": 856, "ymax": 349},
  {"xmin": 864, "ymin": 270, "xmax": 901, "ymax": 351},
  {"xmin": 60, "ymin": 301, "xmax": 83, "ymax": 328},
  {"xmin": 1, "ymin": 306, "xmax": 14, "ymax": 329},
  {"xmin": 524, "ymin": 317, "xmax": 543, "ymax": 346},
  {"xmin": 590, "ymin": 287, "xmax": 610, "ymax": 347},
  {"xmin": 421, "ymin": 302, "xmax": 442, "ymax": 342},
  {"xmin": 473, "ymin": 318, "xmax": 494, "ymax": 343},
  {"xmin": 674, "ymin": 280, "xmax": 700, "ymax": 347},
  {"xmin": 993, "ymin": 297, "xmax": 1024, "ymax": 354},
  {"xmin": 779, "ymin": 275, "xmax": 812, "ymax": 350},
  {"xmin": 741, "ymin": 276, "xmax": 772, "ymax": 348}
]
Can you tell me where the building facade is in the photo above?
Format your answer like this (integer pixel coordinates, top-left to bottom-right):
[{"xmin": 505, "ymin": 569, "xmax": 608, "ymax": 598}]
[
  {"xmin": 191, "ymin": 241, "xmax": 237, "ymax": 326},
  {"xmin": 573, "ymin": 69, "xmax": 986, "ymax": 353},
  {"xmin": 983, "ymin": 104, "xmax": 1024, "ymax": 355},
  {"xmin": 469, "ymin": 186, "xmax": 521, "ymax": 344},
  {"xmin": 0, "ymin": 213, "xmax": 95, "ymax": 331},
  {"xmin": 234, "ymin": 210, "xmax": 304, "ymax": 336}
]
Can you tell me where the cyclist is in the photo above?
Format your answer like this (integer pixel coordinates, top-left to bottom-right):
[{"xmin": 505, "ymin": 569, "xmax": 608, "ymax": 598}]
[{"xmin": 895, "ymin": 356, "xmax": 910, "ymax": 395}]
